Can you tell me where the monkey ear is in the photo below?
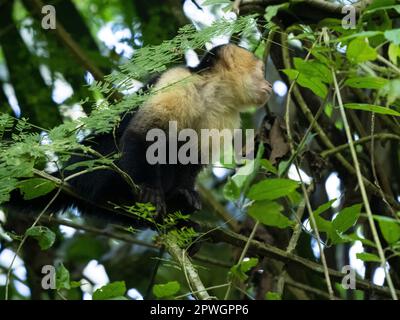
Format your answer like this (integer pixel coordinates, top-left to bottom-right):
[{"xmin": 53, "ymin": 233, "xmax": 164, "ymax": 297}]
[{"xmin": 220, "ymin": 44, "xmax": 236, "ymax": 70}]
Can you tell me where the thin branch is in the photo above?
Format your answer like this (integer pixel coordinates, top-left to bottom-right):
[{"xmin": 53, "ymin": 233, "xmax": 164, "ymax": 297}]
[
  {"xmin": 224, "ymin": 144, "xmax": 264, "ymax": 299},
  {"xmin": 5, "ymin": 188, "xmax": 62, "ymax": 300},
  {"xmin": 377, "ymin": 55, "xmax": 400, "ymax": 76},
  {"xmin": 295, "ymin": 163, "xmax": 335, "ymax": 299},
  {"xmin": 276, "ymin": 184, "xmax": 312, "ymax": 295},
  {"xmin": 331, "ymin": 68, "xmax": 398, "ymax": 300},
  {"xmin": 39, "ymin": 215, "xmax": 158, "ymax": 249},
  {"xmin": 321, "ymin": 133, "xmax": 400, "ymax": 158},
  {"xmin": 284, "ymin": 276, "xmax": 342, "ymax": 300}
]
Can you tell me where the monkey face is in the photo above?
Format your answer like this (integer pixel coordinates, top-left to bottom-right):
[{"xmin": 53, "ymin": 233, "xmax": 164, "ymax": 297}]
[
  {"xmin": 251, "ymin": 60, "xmax": 272, "ymax": 106},
  {"xmin": 240, "ymin": 59, "xmax": 272, "ymax": 108}
]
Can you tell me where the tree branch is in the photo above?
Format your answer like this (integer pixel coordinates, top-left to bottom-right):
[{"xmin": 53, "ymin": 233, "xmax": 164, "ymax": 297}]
[{"xmin": 206, "ymin": 226, "xmax": 400, "ymax": 298}]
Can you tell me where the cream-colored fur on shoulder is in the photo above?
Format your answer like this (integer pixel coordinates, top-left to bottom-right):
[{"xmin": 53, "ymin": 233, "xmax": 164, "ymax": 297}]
[{"xmin": 130, "ymin": 66, "xmax": 242, "ymax": 135}]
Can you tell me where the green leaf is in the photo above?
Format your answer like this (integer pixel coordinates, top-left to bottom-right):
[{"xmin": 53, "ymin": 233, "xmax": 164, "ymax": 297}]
[
  {"xmin": 259, "ymin": 159, "xmax": 277, "ymax": 174},
  {"xmin": 311, "ymin": 199, "xmax": 336, "ymax": 238},
  {"xmin": 93, "ymin": 281, "xmax": 127, "ymax": 300},
  {"xmin": 248, "ymin": 200, "xmax": 294, "ymax": 228},
  {"xmin": 282, "ymin": 69, "xmax": 299, "ymax": 80},
  {"xmin": 17, "ymin": 178, "xmax": 56, "ymax": 200},
  {"xmin": 344, "ymin": 103, "xmax": 400, "ymax": 116},
  {"xmin": 313, "ymin": 199, "xmax": 336, "ymax": 216},
  {"xmin": 335, "ymin": 31, "xmax": 383, "ymax": 43},
  {"xmin": 282, "ymin": 67, "xmax": 328, "ymax": 98},
  {"xmin": 345, "ymin": 77, "xmax": 388, "ymax": 89},
  {"xmin": 365, "ymin": 0, "xmax": 399, "ymax": 13},
  {"xmin": 297, "ymin": 75, "xmax": 327, "ymax": 98},
  {"xmin": 265, "ymin": 291, "xmax": 282, "ymax": 300},
  {"xmin": 384, "ymin": 29, "xmax": 400, "ymax": 45},
  {"xmin": 341, "ymin": 233, "xmax": 377, "ymax": 248},
  {"xmin": 56, "ymin": 264, "xmax": 70, "ymax": 290},
  {"xmin": 241, "ymin": 257, "xmax": 259, "ymax": 273},
  {"xmin": 375, "ymin": 216, "xmax": 400, "ymax": 244},
  {"xmin": 356, "ymin": 252, "xmax": 381, "ymax": 262},
  {"xmin": 346, "ymin": 38, "xmax": 377, "ymax": 63},
  {"xmin": 293, "ymin": 58, "xmax": 332, "ymax": 84},
  {"xmin": 332, "ymin": 204, "xmax": 362, "ymax": 233},
  {"xmin": 388, "ymin": 43, "xmax": 400, "ymax": 64},
  {"xmin": 26, "ymin": 226, "xmax": 56, "ymax": 250},
  {"xmin": 223, "ymin": 178, "xmax": 241, "ymax": 201},
  {"xmin": 230, "ymin": 258, "xmax": 259, "ymax": 281},
  {"xmin": 380, "ymin": 79, "xmax": 400, "ymax": 106},
  {"xmin": 153, "ymin": 281, "xmax": 180, "ymax": 298},
  {"xmin": 264, "ymin": 3, "xmax": 288, "ymax": 22},
  {"xmin": 70, "ymin": 281, "xmax": 82, "ymax": 289},
  {"xmin": 247, "ymin": 178, "xmax": 299, "ymax": 201},
  {"xmin": 63, "ymin": 159, "xmax": 113, "ymax": 171},
  {"xmin": 203, "ymin": 0, "xmax": 231, "ymax": 5}
]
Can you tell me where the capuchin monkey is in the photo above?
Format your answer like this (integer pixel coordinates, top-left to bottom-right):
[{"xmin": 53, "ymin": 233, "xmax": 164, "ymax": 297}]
[{"xmin": 7, "ymin": 44, "xmax": 272, "ymax": 227}]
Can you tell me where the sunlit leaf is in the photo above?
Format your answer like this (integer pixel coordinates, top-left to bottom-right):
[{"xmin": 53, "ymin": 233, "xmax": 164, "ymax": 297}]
[
  {"xmin": 153, "ymin": 281, "xmax": 180, "ymax": 298},
  {"xmin": 346, "ymin": 38, "xmax": 377, "ymax": 63},
  {"xmin": 248, "ymin": 200, "xmax": 294, "ymax": 228},
  {"xmin": 248, "ymin": 178, "xmax": 299, "ymax": 201},
  {"xmin": 356, "ymin": 252, "xmax": 381, "ymax": 262},
  {"xmin": 17, "ymin": 178, "xmax": 56, "ymax": 200},
  {"xmin": 344, "ymin": 103, "xmax": 400, "ymax": 116},
  {"xmin": 26, "ymin": 226, "xmax": 56, "ymax": 250},
  {"xmin": 345, "ymin": 77, "xmax": 388, "ymax": 89},
  {"xmin": 93, "ymin": 281, "xmax": 127, "ymax": 300}
]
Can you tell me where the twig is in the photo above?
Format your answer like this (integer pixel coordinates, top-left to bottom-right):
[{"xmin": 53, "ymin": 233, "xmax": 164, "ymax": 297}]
[
  {"xmin": 224, "ymin": 144, "xmax": 265, "ymax": 299},
  {"xmin": 321, "ymin": 133, "xmax": 400, "ymax": 158},
  {"xmin": 377, "ymin": 55, "xmax": 400, "ymax": 75},
  {"xmin": 276, "ymin": 184, "xmax": 312, "ymax": 295},
  {"xmin": 284, "ymin": 276, "xmax": 341, "ymax": 300},
  {"xmin": 5, "ymin": 188, "xmax": 62, "ymax": 300},
  {"xmin": 331, "ymin": 68, "xmax": 398, "ymax": 300},
  {"xmin": 295, "ymin": 163, "xmax": 335, "ymax": 299},
  {"xmin": 370, "ymin": 114, "xmax": 399, "ymax": 219},
  {"xmin": 39, "ymin": 215, "xmax": 158, "ymax": 249}
]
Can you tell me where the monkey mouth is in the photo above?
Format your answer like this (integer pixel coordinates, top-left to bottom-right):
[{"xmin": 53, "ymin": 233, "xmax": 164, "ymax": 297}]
[{"xmin": 256, "ymin": 87, "xmax": 272, "ymax": 105}]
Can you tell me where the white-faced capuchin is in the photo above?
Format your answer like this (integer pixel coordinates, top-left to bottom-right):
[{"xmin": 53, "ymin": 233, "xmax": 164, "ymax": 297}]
[{"xmin": 7, "ymin": 44, "xmax": 272, "ymax": 227}]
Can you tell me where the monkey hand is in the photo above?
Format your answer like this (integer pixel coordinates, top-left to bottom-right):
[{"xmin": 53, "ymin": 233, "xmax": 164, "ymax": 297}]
[
  {"xmin": 138, "ymin": 185, "xmax": 167, "ymax": 216},
  {"xmin": 167, "ymin": 188, "xmax": 202, "ymax": 214}
]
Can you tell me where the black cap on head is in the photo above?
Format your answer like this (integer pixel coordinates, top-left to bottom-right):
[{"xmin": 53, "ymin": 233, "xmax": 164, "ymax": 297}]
[{"xmin": 189, "ymin": 44, "xmax": 228, "ymax": 73}]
